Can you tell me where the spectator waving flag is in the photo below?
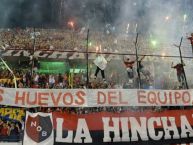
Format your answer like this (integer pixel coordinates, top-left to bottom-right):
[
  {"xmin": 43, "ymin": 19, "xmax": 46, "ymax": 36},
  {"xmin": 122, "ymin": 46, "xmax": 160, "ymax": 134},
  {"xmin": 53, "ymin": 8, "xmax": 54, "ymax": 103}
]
[
  {"xmin": 23, "ymin": 111, "xmax": 54, "ymax": 145},
  {"xmin": 94, "ymin": 54, "xmax": 107, "ymax": 70}
]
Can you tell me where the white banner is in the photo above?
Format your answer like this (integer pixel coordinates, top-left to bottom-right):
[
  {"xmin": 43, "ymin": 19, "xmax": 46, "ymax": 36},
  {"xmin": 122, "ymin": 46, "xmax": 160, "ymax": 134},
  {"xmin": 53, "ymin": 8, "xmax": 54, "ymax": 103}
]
[
  {"xmin": 23, "ymin": 112, "xmax": 54, "ymax": 145},
  {"xmin": 0, "ymin": 87, "xmax": 193, "ymax": 107}
]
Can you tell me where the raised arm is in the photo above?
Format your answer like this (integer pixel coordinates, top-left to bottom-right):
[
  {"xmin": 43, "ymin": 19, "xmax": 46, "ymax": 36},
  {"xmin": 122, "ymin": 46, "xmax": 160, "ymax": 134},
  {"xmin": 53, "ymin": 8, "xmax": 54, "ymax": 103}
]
[
  {"xmin": 96, "ymin": 51, "xmax": 101, "ymax": 57},
  {"xmin": 138, "ymin": 55, "xmax": 146, "ymax": 62}
]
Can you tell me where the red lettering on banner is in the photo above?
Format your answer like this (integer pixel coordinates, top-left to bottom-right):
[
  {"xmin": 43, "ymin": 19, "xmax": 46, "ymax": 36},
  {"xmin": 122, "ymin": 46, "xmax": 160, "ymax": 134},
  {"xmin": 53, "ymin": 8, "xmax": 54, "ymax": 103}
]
[
  {"xmin": 27, "ymin": 92, "xmax": 37, "ymax": 105},
  {"xmin": 97, "ymin": 91, "xmax": 128, "ymax": 105},
  {"xmin": 51, "ymin": 92, "xmax": 62, "ymax": 106},
  {"xmin": 15, "ymin": 91, "xmax": 26, "ymax": 105},
  {"xmin": 169, "ymin": 92, "xmax": 173, "ymax": 104},
  {"xmin": 158, "ymin": 92, "xmax": 167, "ymax": 104},
  {"xmin": 15, "ymin": 90, "xmax": 87, "ymax": 106},
  {"xmin": 0, "ymin": 89, "xmax": 4, "ymax": 102},
  {"xmin": 75, "ymin": 91, "xmax": 86, "ymax": 105},
  {"xmin": 137, "ymin": 90, "xmax": 192, "ymax": 106},
  {"xmin": 63, "ymin": 93, "xmax": 73, "ymax": 105},
  {"xmin": 108, "ymin": 91, "xmax": 118, "ymax": 105},
  {"xmin": 174, "ymin": 92, "xmax": 181, "ymax": 104},
  {"xmin": 164, "ymin": 92, "xmax": 172, "ymax": 104},
  {"xmin": 147, "ymin": 91, "xmax": 157, "ymax": 104},
  {"xmin": 10, "ymin": 89, "xmax": 193, "ymax": 107},
  {"xmin": 38, "ymin": 92, "xmax": 49, "ymax": 106},
  {"xmin": 137, "ymin": 90, "xmax": 146, "ymax": 104},
  {"xmin": 182, "ymin": 91, "xmax": 190, "ymax": 104},
  {"xmin": 97, "ymin": 91, "xmax": 106, "ymax": 104}
]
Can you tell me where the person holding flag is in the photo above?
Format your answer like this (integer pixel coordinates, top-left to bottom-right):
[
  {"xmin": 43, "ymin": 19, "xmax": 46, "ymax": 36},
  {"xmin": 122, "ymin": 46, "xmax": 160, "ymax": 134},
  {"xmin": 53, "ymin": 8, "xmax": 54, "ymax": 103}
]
[{"xmin": 93, "ymin": 47, "xmax": 107, "ymax": 82}]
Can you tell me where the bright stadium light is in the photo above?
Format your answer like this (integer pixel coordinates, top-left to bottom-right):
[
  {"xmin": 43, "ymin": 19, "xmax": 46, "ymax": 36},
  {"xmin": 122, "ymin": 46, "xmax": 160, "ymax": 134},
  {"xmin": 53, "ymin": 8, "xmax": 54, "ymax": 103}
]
[
  {"xmin": 89, "ymin": 42, "xmax": 92, "ymax": 46},
  {"xmin": 183, "ymin": 14, "xmax": 187, "ymax": 21},
  {"xmin": 151, "ymin": 40, "xmax": 157, "ymax": 47},
  {"xmin": 161, "ymin": 52, "xmax": 166, "ymax": 59},
  {"xmin": 96, "ymin": 46, "xmax": 99, "ymax": 52},
  {"xmin": 165, "ymin": 16, "xmax": 170, "ymax": 21},
  {"xmin": 68, "ymin": 21, "xmax": 74, "ymax": 29}
]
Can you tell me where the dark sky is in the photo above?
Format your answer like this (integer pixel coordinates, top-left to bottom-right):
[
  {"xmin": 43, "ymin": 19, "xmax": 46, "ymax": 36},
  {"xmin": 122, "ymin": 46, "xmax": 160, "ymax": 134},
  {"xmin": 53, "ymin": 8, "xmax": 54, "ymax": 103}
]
[
  {"xmin": 0, "ymin": 0, "xmax": 192, "ymax": 33},
  {"xmin": 0, "ymin": 0, "xmax": 120, "ymax": 28},
  {"xmin": 0, "ymin": 0, "xmax": 55, "ymax": 27}
]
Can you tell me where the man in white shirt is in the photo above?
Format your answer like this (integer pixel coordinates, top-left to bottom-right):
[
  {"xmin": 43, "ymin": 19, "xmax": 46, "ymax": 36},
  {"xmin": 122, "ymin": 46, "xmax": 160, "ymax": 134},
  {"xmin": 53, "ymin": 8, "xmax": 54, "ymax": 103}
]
[{"xmin": 49, "ymin": 75, "xmax": 55, "ymax": 88}]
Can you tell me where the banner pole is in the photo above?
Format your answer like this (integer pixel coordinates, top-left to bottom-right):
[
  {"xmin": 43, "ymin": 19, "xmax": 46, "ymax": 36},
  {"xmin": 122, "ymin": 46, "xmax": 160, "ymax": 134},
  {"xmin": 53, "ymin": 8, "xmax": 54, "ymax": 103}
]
[
  {"xmin": 86, "ymin": 29, "xmax": 90, "ymax": 88},
  {"xmin": 0, "ymin": 57, "xmax": 17, "ymax": 88},
  {"xmin": 31, "ymin": 27, "xmax": 36, "ymax": 86},
  {"xmin": 22, "ymin": 110, "xmax": 27, "ymax": 145},
  {"xmin": 177, "ymin": 37, "xmax": 189, "ymax": 89},
  {"xmin": 134, "ymin": 33, "xmax": 141, "ymax": 89}
]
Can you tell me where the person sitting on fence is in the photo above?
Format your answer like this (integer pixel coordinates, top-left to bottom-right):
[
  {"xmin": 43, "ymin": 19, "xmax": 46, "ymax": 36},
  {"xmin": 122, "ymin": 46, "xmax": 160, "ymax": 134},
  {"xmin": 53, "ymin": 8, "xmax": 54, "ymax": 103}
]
[
  {"xmin": 137, "ymin": 55, "xmax": 151, "ymax": 80},
  {"xmin": 123, "ymin": 56, "xmax": 135, "ymax": 79},
  {"xmin": 94, "ymin": 53, "xmax": 107, "ymax": 82},
  {"xmin": 171, "ymin": 61, "xmax": 185, "ymax": 87}
]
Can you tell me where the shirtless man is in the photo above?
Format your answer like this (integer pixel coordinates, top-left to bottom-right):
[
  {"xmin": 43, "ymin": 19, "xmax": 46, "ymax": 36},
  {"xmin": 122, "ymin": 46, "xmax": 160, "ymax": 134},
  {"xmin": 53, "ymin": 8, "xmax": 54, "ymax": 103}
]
[
  {"xmin": 123, "ymin": 56, "xmax": 135, "ymax": 79},
  {"xmin": 171, "ymin": 61, "xmax": 185, "ymax": 87}
]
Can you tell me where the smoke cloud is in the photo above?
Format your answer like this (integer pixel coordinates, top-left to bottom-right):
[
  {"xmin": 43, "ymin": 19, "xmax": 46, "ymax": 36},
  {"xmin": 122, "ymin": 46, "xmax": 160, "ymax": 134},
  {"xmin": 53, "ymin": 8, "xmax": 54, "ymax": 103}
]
[{"xmin": 117, "ymin": 0, "xmax": 193, "ymax": 56}]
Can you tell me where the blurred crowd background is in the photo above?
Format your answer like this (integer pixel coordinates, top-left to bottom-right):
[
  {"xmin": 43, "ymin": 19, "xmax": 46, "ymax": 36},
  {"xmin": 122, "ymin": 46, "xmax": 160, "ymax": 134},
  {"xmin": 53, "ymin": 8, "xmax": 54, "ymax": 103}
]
[{"xmin": 0, "ymin": 28, "xmax": 193, "ymax": 90}]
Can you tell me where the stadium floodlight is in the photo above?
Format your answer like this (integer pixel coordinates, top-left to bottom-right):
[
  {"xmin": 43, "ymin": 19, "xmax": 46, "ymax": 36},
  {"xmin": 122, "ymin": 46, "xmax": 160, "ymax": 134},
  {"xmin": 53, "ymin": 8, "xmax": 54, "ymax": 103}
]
[
  {"xmin": 165, "ymin": 16, "xmax": 170, "ymax": 21},
  {"xmin": 89, "ymin": 42, "xmax": 92, "ymax": 46},
  {"xmin": 151, "ymin": 40, "xmax": 157, "ymax": 47}
]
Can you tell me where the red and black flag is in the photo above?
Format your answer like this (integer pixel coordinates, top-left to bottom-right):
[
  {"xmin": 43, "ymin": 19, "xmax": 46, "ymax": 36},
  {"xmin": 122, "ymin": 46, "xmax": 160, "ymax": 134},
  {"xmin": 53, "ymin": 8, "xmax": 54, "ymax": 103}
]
[{"xmin": 23, "ymin": 111, "xmax": 54, "ymax": 145}]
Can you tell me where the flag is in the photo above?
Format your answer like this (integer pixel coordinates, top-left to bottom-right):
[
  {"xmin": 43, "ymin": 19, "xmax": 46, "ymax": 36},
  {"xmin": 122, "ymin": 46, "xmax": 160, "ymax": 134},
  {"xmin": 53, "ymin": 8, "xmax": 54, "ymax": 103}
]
[
  {"xmin": 23, "ymin": 111, "xmax": 54, "ymax": 145},
  {"xmin": 94, "ymin": 55, "xmax": 107, "ymax": 70}
]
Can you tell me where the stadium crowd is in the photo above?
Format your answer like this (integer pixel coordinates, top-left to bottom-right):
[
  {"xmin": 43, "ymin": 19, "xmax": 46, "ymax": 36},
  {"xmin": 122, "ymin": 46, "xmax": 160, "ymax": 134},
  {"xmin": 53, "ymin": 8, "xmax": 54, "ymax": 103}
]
[
  {"xmin": 0, "ymin": 68, "xmax": 179, "ymax": 89},
  {"xmin": 0, "ymin": 28, "xmax": 192, "ymax": 142},
  {"xmin": 0, "ymin": 118, "xmax": 22, "ymax": 142},
  {"xmin": 0, "ymin": 28, "xmax": 156, "ymax": 54}
]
